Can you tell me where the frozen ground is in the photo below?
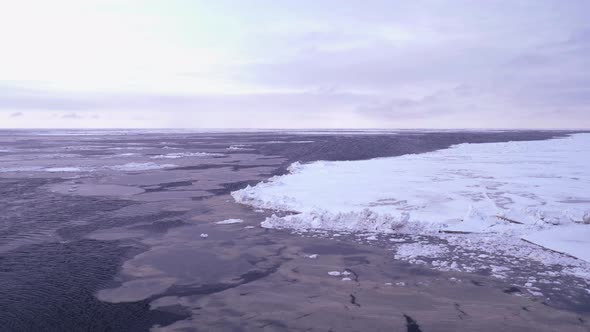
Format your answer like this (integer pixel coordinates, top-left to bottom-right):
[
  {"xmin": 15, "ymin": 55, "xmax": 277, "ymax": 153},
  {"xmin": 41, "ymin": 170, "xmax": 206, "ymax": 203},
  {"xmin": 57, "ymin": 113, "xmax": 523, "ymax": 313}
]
[{"xmin": 233, "ymin": 134, "xmax": 590, "ymax": 286}]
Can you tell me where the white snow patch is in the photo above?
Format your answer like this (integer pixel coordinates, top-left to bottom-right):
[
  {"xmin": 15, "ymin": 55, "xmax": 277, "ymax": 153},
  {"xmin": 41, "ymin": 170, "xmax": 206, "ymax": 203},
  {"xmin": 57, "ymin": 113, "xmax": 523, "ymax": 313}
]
[
  {"xmin": 150, "ymin": 152, "xmax": 224, "ymax": 159},
  {"xmin": 45, "ymin": 167, "xmax": 82, "ymax": 172},
  {"xmin": 227, "ymin": 144, "xmax": 253, "ymax": 151},
  {"xmin": 232, "ymin": 134, "xmax": 590, "ymax": 265},
  {"xmin": 215, "ymin": 219, "xmax": 244, "ymax": 225},
  {"xmin": 199, "ymin": 233, "xmax": 208, "ymax": 238},
  {"xmin": 0, "ymin": 166, "xmax": 45, "ymax": 172},
  {"xmin": 523, "ymin": 224, "xmax": 590, "ymax": 262},
  {"xmin": 389, "ymin": 238, "xmax": 405, "ymax": 242},
  {"xmin": 394, "ymin": 243, "xmax": 449, "ymax": 260},
  {"xmin": 108, "ymin": 162, "xmax": 176, "ymax": 171},
  {"xmin": 0, "ymin": 166, "xmax": 91, "ymax": 173},
  {"xmin": 328, "ymin": 271, "xmax": 341, "ymax": 276}
]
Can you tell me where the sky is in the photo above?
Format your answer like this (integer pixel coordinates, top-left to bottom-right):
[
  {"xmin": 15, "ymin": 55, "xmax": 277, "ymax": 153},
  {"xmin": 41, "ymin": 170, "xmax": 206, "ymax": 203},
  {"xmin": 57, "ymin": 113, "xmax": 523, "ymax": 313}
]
[{"xmin": 0, "ymin": 0, "xmax": 589, "ymax": 129}]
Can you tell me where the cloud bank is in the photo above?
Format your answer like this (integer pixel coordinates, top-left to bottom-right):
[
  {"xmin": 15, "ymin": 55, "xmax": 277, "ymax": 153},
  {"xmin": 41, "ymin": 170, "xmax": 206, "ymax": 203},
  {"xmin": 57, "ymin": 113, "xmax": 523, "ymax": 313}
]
[{"xmin": 0, "ymin": 0, "xmax": 588, "ymax": 128}]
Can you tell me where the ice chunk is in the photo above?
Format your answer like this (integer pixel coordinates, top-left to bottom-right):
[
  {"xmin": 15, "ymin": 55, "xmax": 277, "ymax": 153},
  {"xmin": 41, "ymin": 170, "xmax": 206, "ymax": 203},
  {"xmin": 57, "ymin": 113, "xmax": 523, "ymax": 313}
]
[
  {"xmin": 108, "ymin": 162, "xmax": 176, "ymax": 171},
  {"xmin": 151, "ymin": 152, "xmax": 224, "ymax": 159},
  {"xmin": 45, "ymin": 167, "xmax": 82, "ymax": 172},
  {"xmin": 215, "ymin": 219, "xmax": 243, "ymax": 225},
  {"xmin": 523, "ymin": 224, "xmax": 590, "ymax": 262}
]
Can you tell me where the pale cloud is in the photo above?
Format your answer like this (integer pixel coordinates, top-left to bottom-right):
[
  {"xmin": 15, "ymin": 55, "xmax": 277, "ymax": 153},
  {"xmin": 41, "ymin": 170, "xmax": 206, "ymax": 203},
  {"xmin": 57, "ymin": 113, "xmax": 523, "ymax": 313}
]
[{"xmin": 0, "ymin": 0, "xmax": 588, "ymax": 128}]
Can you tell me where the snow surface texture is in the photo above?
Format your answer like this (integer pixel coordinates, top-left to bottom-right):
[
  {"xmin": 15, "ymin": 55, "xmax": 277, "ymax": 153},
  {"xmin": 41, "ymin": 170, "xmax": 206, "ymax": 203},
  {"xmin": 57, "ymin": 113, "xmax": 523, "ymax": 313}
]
[
  {"xmin": 233, "ymin": 134, "xmax": 590, "ymax": 263},
  {"xmin": 215, "ymin": 219, "xmax": 244, "ymax": 225},
  {"xmin": 107, "ymin": 162, "xmax": 176, "ymax": 171},
  {"xmin": 0, "ymin": 166, "xmax": 89, "ymax": 173},
  {"xmin": 0, "ymin": 162, "xmax": 176, "ymax": 173},
  {"xmin": 150, "ymin": 152, "xmax": 224, "ymax": 159},
  {"xmin": 227, "ymin": 145, "xmax": 253, "ymax": 151}
]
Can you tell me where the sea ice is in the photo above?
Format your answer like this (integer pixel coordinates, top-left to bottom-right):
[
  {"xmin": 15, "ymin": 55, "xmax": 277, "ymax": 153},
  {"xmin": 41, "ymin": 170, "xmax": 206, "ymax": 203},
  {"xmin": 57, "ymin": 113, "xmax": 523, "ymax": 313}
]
[
  {"xmin": 227, "ymin": 144, "xmax": 253, "ymax": 151},
  {"xmin": 108, "ymin": 162, "xmax": 176, "ymax": 171},
  {"xmin": 0, "ymin": 166, "xmax": 89, "ymax": 173},
  {"xmin": 215, "ymin": 219, "xmax": 244, "ymax": 225},
  {"xmin": 232, "ymin": 134, "xmax": 590, "ymax": 263},
  {"xmin": 45, "ymin": 167, "xmax": 82, "ymax": 172},
  {"xmin": 523, "ymin": 224, "xmax": 590, "ymax": 262},
  {"xmin": 150, "ymin": 152, "xmax": 224, "ymax": 159}
]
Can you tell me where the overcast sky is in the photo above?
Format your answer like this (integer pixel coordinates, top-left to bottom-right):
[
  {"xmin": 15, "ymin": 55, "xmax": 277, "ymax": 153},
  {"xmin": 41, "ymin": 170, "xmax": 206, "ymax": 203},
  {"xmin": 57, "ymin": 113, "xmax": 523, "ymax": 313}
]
[{"xmin": 1, "ymin": 0, "xmax": 589, "ymax": 128}]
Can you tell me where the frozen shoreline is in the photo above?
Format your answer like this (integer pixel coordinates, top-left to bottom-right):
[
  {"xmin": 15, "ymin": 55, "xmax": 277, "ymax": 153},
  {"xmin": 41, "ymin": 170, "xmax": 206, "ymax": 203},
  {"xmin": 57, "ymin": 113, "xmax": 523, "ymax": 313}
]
[{"xmin": 233, "ymin": 134, "xmax": 590, "ymax": 269}]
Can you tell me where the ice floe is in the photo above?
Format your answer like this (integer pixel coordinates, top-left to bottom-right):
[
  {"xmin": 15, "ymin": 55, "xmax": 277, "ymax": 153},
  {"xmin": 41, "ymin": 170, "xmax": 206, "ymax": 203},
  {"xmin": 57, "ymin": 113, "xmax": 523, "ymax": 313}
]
[
  {"xmin": 215, "ymin": 218, "xmax": 244, "ymax": 225},
  {"xmin": 227, "ymin": 144, "xmax": 253, "ymax": 151},
  {"xmin": 232, "ymin": 134, "xmax": 590, "ymax": 268},
  {"xmin": 108, "ymin": 162, "xmax": 176, "ymax": 171},
  {"xmin": 45, "ymin": 167, "xmax": 83, "ymax": 172},
  {"xmin": 150, "ymin": 152, "xmax": 224, "ymax": 159},
  {"xmin": 0, "ymin": 166, "xmax": 45, "ymax": 172},
  {"xmin": 0, "ymin": 166, "xmax": 89, "ymax": 173}
]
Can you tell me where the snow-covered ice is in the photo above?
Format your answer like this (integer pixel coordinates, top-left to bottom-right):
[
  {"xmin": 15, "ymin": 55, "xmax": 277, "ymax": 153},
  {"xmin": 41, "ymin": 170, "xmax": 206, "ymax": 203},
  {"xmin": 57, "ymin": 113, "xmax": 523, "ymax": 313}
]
[
  {"xmin": 108, "ymin": 162, "xmax": 176, "ymax": 171},
  {"xmin": 394, "ymin": 243, "xmax": 449, "ymax": 260},
  {"xmin": 45, "ymin": 167, "xmax": 83, "ymax": 172},
  {"xmin": 150, "ymin": 152, "xmax": 224, "ymax": 159},
  {"xmin": 523, "ymin": 224, "xmax": 590, "ymax": 262},
  {"xmin": 0, "ymin": 166, "xmax": 46, "ymax": 172},
  {"xmin": 215, "ymin": 219, "xmax": 244, "ymax": 225},
  {"xmin": 227, "ymin": 144, "xmax": 253, "ymax": 151},
  {"xmin": 233, "ymin": 134, "xmax": 590, "ymax": 267},
  {"xmin": 0, "ymin": 166, "xmax": 89, "ymax": 173}
]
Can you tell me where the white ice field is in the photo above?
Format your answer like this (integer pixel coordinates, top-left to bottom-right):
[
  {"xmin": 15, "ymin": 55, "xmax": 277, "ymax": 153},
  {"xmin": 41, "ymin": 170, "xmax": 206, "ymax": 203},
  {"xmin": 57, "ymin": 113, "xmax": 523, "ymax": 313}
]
[{"xmin": 233, "ymin": 133, "xmax": 590, "ymax": 264}]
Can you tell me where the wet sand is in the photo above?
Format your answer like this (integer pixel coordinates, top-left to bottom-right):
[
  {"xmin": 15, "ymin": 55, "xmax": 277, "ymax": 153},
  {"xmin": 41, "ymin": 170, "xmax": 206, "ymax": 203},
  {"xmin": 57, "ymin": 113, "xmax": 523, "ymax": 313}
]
[{"xmin": 0, "ymin": 129, "xmax": 588, "ymax": 331}]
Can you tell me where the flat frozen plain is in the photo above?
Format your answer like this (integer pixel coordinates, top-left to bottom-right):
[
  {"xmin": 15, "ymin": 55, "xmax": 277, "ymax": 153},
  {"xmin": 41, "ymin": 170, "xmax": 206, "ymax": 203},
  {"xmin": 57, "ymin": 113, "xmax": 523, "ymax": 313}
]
[{"xmin": 234, "ymin": 133, "xmax": 590, "ymax": 263}]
